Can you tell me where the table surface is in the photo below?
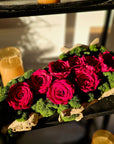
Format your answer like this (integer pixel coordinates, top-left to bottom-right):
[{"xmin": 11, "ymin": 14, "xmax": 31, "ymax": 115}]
[{"xmin": 0, "ymin": 0, "xmax": 114, "ymax": 18}]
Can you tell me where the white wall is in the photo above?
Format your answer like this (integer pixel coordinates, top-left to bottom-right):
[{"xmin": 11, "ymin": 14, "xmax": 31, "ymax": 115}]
[
  {"xmin": 74, "ymin": 11, "xmax": 106, "ymax": 45},
  {"xmin": 0, "ymin": 10, "xmax": 113, "ymax": 71}
]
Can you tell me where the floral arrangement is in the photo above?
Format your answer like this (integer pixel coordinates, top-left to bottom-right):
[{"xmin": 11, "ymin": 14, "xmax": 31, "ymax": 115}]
[{"xmin": 0, "ymin": 43, "xmax": 114, "ymax": 135}]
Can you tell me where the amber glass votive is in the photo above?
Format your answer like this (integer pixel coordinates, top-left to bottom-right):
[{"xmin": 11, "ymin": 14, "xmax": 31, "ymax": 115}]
[
  {"xmin": 0, "ymin": 56, "xmax": 24, "ymax": 86},
  {"xmin": 91, "ymin": 129, "xmax": 114, "ymax": 144},
  {"xmin": 38, "ymin": 0, "xmax": 59, "ymax": 4},
  {"xmin": 0, "ymin": 47, "xmax": 21, "ymax": 73},
  {"xmin": 0, "ymin": 47, "xmax": 21, "ymax": 60}
]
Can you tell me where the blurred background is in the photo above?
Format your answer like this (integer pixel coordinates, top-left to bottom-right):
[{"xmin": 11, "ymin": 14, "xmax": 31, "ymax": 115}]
[{"xmin": 0, "ymin": 8, "xmax": 114, "ymax": 144}]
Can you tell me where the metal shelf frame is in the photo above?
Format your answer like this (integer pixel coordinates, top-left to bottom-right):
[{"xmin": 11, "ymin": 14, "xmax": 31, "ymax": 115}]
[{"xmin": 0, "ymin": 0, "xmax": 113, "ymax": 18}]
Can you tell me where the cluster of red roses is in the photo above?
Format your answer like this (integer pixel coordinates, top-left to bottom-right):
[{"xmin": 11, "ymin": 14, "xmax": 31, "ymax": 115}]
[{"xmin": 6, "ymin": 50, "xmax": 114, "ymax": 110}]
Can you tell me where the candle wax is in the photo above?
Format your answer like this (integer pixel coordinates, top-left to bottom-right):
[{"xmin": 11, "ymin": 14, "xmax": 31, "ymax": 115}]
[{"xmin": 0, "ymin": 56, "xmax": 24, "ymax": 86}]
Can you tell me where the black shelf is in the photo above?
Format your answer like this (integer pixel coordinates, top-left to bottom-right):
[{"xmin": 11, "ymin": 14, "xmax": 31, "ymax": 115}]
[
  {"xmin": 0, "ymin": 0, "xmax": 114, "ymax": 18},
  {"xmin": 83, "ymin": 95, "xmax": 114, "ymax": 120}
]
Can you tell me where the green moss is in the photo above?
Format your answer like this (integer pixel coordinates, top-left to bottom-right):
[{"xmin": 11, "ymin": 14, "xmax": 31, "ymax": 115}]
[
  {"xmin": 1, "ymin": 87, "xmax": 8, "ymax": 94},
  {"xmin": 7, "ymin": 82, "xmax": 13, "ymax": 88},
  {"xmin": 99, "ymin": 46, "xmax": 107, "ymax": 53},
  {"xmin": 57, "ymin": 104, "xmax": 69, "ymax": 114},
  {"xmin": 69, "ymin": 96, "xmax": 81, "ymax": 109},
  {"xmin": 69, "ymin": 46, "xmax": 89, "ymax": 56},
  {"xmin": 98, "ymin": 82, "xmax": 110, "ymax": 95},
  {"xmin": 16, "ymin": 112, "xmax": 28, "ymax": 122},
  {"xmin": 6, "ymin": 79, "xmax": 17, "ymax": 88},
  {"xmin": 107, "ymin": 72, "xmax": 114, "ymax": 88},
  {"xmin": 83, "ymin": 51, "xmax": 90, "ymax": 55},
  {"xmin": 69, "ymin": 47, "xmax": 82, "ymax": 56},
  {"xmin": 60, "ymin": 114, "xmax": 79, "ymax": 122},
  {"xmin": 46, "ymin": 100, "xmax": 58, "ymax": 109},
  {"xmin": 0, "ymin": 94, "xmax": 7, "ymax": 102},
  {"xmin": 103, "ymin": 72, "xmax": 111, "ymax": 77},
  {"xmin": 89, "ymin": 45, "xmax": 98, "ymax": 52},
  {"xmin": 31, "ymin": 98, "xmax": 56, "ymax": 117},
  {"xmin": 8, "ymin": 129, "xmax": 13, "ymax": 137},
  {"xmin": 18, "ymin": 76, "xmax": 25, "ymax": 82},
  {"xmin": 23, "ymin": 69, "xmax": 35, "ymax": 79},
  {"xmin": 0, "ymin": 87, "xmax": 9, "ymax": 102},
  {"xmin": 59, "ymin": 53, "xmax": 69, "ymax": 60},
  {"xmin": 103, "ymin": 72, "xmax": 114, "ymax": 89},
  {"xmin": 17, "ymin": 110, "xmax": 23, "ymax": 115},
  {"xmin": 88, "ymin": 93, "xmax": 94, "ymax": 102}
]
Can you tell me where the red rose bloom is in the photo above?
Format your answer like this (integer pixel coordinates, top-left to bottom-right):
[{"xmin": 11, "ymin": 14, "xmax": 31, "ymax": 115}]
[
  {"xmin": 6, "ymin": 82, "xmax": 33, "ymax": 110},
  {"xmin": 75, "ymin": 68, "xmax": 100, "ymax": 93},
  {"xmin": 83, "ymin": 55, "xmax": 101, "ymax": 73},
  {"xmin": 48, "ymin": 59, "xmax": 71, "ymax": 79},
  {"xmin": 99, "ymin": 51, "xmax": 114, "ymax": 72},
  {"xmin": 47, "ymin": 79, "xmax": 75, "ymax": 105},
  {"xmin": 29, "ymin": 69, "xmax": 52, "ymax": 94},
  {"xmin": 68, "ymin": 55, "xmax": 85, "ymax": 70}
]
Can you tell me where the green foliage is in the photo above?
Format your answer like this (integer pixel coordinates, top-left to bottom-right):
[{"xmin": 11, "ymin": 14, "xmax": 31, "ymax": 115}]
[
  {"xmin": 99, "ymin": 46, "xmax": 107, "ymax": 53},
  {"xmin": 69, "ymin": 46, "xmax": 89, "ymax": 56},
  {"xmin": 17, "ymin": 110, "xmax": 23, "ymax": 115},
  {"xmin": 0, "ymin": 87, "xmax": 8, "ymax": 102},
  {"xmin": 69, "ymin": 47, "xmax": 82, "ymax": 56},
  {"xmin": 46, "ymin": 100, "xmax": 58, "ymax": 109},
  {"xmin": 59, "ymin": 53, "xmax": 69, "ymax": 60},
  {"xmin": 60, "ymin": 114, "xmax": 79, "ymax": 122},
  {"xmin": 103, "ymin": 72, "xmax": 111, "ymax": 77},
  {"xmin": 1, "ymin": 87, "xmax": 8, "ymax": 94},
  {"xmin": 7, "ymin": 82, "xmax": 13, "ymax": 88},
  {"xmin": 8, "ymin": 129, "xmax": 13, "ymax": 137},
  {"xmin": 23, "ymin": 69, "xmax": 35, "ymax": 79},
  {"xmin": 0, "ymin": 94, "xmax": 7, "ymax": 102},
  {"xmin": 88, "ymin": 93, "xmax": 94, "ymax": 102},
  {"xmin": 7, "ymin": 79, "xmax": 17, "ymax": 88},
  {"xmin": 31, "ymin": 98, "xmax": 56, "ymax": 117},
  {"xmin": 10, "ymin": 79, "xmax": 17, "ymax": 85},
  {"xmin": 83, "ymin": 51, "xmax": 90, "ymax": 55},
  {"xmin": 57, "ymin": 104, "xmax": 69, "ymax": 114},
  {"xmin": 69, "ymin": 96, "xmax": 81, "ymax": 109},
  {"xmin": 17, "ymin": 76, "xmax": 25, "ymax": 82},
  {"xmin": 89, "ymin": 45, "xmax": 98, "ymax": 52},
  {"xmin": 98, "ymin": 82, "xmax": 110, "ymax": 95},
  {"xmin": 98, "ymin": 72, "xmax": 114, "ymax": 96},
  {"xmin": 16, "ymin": 112, "xmax": 29, "ymax": 122},
  {"xmin": 103, "ymin": 72, "xmax": 114, "ymax": 89}
]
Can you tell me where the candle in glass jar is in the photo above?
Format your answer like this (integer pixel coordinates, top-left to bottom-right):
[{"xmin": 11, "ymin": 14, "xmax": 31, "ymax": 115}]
[
  {"xmin": 0, "ymin": 47, "xmax": 21, "ymax": 60},
  {"xmin": 0, "ymin": 47, "xmax": 21, "ymax": 74},
  {"xmin": 38, "ymin": 0, "xmax": 59, "ymax": 4},
  {"xmin": 91, "ymin": 130, "xmax": 114, "ymax": 144},
  {"xmin": 0, "ymin": 56, "xmax": 24, "ymax": 86}
]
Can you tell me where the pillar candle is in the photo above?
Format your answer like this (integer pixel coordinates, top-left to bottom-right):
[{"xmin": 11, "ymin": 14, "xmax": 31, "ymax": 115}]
[
  {"xmin": 0, "ymin": 47, "xmax": 21, "ymax": 74},
  {"xmin": 0, "ymin": 56, "xmax": 24, "ymax": 86}
]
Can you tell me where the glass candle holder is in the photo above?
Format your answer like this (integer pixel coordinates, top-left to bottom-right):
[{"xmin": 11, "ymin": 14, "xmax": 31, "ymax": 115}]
[
  {"xmin": 0, "ymin": 47, "xmax": 21, "ymax": 60},
  {"xmin": 91, "ymin": 129, "xmax": 114, "ymax": 144},
  {"xmin": 0, "ymin": 55, "xmax": 24, "ymax": 86},
  {"xmin": 0, "ymin": 47, "xmax": 21, "ymax": 73},
  {"xmin": 38, "ymin": 0, "xmax": 60, "ymax": 4}
]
